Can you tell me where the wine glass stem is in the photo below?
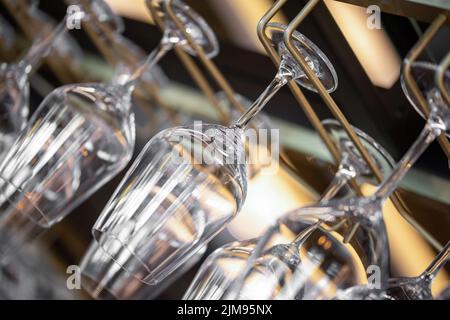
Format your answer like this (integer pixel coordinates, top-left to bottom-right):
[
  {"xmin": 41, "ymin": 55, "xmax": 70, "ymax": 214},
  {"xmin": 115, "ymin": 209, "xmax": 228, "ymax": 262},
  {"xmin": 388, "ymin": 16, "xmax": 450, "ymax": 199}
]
[
  {"xmin": 232, "ymin": 69, "xmax": 291, "ymax": 130},
  {"xmin": 421, "ymin": 241, "xmax": 450, "ymax": 281},
  {"xmin": 18, "ymin": 16, "xmax": 68, "ymax": 75},
  {"xmin": 320, "ymin": 174, "xmax": 348, "ymax": 202},
  {"xmin": 374, "ymin": 113, "xmax": 445, "ymax": 201},
  {"xmin": 123, "ymin": 39, "xmax": 172, "ymax": 92}
]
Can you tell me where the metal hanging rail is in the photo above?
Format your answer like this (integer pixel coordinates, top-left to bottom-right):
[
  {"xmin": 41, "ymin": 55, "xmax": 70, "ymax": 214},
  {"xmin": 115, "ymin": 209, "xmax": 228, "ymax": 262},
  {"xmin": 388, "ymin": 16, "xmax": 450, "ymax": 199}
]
[{"xmin": 258, "ymin": 0, "xmax": 447, "ymax": 250}]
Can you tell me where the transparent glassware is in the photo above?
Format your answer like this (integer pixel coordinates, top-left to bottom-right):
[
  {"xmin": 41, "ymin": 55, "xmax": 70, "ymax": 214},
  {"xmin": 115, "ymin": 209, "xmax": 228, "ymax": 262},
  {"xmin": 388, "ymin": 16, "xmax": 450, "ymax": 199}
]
[
  {"xmin": 80, "ymin": 241, "xmax": 206, "ymax": 300},
  {"xmin": 71, "ymin": 0, "xmax": 194, "ymax": 134},
  {"xmin": 184, "ymin": 121, "xmax": 394, "ymax": 300},
  {"xmin": 336, "ymin": 241, "xmax": 449, "ymax": 300},
  {"xmin": 0, "ymin": 15, "xmax": 69, "ymax": 163},
  {"xmin": 286, "ymin": 60, "xmax": 450, "ymax": 287},
  {"xmin": 89, "ymin": 22, "xmax": 337, "ymax": 286}
]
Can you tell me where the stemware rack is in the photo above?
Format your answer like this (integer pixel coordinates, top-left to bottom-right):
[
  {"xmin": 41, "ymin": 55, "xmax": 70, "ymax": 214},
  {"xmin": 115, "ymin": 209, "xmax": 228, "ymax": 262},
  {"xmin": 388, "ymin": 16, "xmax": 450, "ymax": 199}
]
[
  {"xmin": 143, "ymin": 0, "xmax": 449, "ymax": 251},
  {"xmin": 0, "ymin": 0, "xmax": 449, "ymax": 299}
]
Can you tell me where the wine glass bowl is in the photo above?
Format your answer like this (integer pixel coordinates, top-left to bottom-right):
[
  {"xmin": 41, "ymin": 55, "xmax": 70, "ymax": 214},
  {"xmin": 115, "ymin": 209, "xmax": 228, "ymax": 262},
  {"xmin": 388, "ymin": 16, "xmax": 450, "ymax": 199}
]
[
  {"xmin": 0, "ymin": 83, "xmax": 135, "ymax": 258},
  {"xmin": 92, "ymin": 124, "xmax": 247, "ymax": 285},
  {"xmin": 268, "ymin": 22, "xmax": 338, "ymax": 93}
]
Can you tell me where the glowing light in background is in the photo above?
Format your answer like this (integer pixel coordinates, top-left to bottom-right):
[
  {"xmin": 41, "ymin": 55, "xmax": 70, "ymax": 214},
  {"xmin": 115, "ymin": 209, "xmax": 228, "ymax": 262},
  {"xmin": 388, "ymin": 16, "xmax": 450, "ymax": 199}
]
[
  {"xmin": 105, "ymin": 0, "xmax": 154, "ymax": 23},
  {"xmin": 324, "ymin": 0, "xmax": 401, "ymax": 89},
  {"xmin": 228, "ymin": 166, "xmax": 318, "ymax": 240}
]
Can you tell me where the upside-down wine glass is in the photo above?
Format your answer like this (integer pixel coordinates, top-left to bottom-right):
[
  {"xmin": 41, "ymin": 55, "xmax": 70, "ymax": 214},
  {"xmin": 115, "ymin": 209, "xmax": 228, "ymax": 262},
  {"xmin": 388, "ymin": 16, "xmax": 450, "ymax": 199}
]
[
  {"xmin": 75, "ymin": 0, "xmax": 222, "ymax": 298},
  {"xmin": 272, "ymin": 60, "xmax": 450, "ymax": 289},
  {"xmin": 87, "ymin": 21, "xmax": 339, "ymax": 288},
  {"xmin": 0, "ymin": 0, "xmax": 219, "ymax": 261},
  {"xmin": 336, "ymin": 241, "xmax": 449, "ymax": 300},
  {"xmin": 184, "ymin": 119, "xmax": 395, "ymax": 300}
]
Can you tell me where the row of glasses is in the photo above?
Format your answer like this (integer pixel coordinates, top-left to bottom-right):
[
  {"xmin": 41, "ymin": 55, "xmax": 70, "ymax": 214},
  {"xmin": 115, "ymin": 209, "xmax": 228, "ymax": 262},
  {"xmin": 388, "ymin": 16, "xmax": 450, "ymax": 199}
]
[
  {"xmin": 82, "ymin": 15, "xmax": 339, "ymax": 293},
  {"xmin": 183, "ymin": 119, "xmax": 395, "ymax": 300},
  {"xmin": 0, "ymin": 0, "xmax": 231, "ymax": 262},
  {"xmin": 214, "ymin": 59, "xmax": 450, "ymax": 300},
  {"xmin": 0, "ymin": 14, "xmax": 16, "ymax": 59}
]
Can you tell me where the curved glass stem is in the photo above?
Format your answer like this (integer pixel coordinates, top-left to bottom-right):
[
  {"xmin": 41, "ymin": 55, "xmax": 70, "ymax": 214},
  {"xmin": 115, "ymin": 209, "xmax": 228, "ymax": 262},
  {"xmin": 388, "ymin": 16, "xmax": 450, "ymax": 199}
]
[
  {"xmin": 17, "ymin": 15, "xmax": 68, "ymax": 75},
  {"xmin": 374, "ymin": 110, "xmax": 446, "ymax": 201},
  {"xmin": 122, "ymin": 39, "xmax": 173, "ymax": 92},
  {"xmin": 421, "ymin": 241, "xmax": 450, "ymax": 282},
  {"xmin": 232, "ymin": 68, "xmax": 292, "ymax": 130}
]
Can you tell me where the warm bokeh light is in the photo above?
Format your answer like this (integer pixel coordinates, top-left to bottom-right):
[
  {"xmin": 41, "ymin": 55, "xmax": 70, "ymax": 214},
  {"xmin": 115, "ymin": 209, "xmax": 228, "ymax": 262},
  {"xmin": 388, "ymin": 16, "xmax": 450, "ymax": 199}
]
[
  {"xmin": 105, "ymin": 0, "xmax": 154, "ymax": 23},
  {"xmin": 208, "ymin": 0, "xmax": 288, "ymax": 52},
  {"xmin": 227, "ymin": 165, "xmax": 318, "ymax": 240},
  {"xmin": 324, "ymin": 0, "xmax": 401, "ymax": 89}
]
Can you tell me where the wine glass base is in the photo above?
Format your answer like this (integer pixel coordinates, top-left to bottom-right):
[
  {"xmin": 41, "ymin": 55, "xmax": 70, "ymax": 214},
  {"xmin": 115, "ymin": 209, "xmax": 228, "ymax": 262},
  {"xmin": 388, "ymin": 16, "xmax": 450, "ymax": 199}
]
[
  {"xmin": 322, "ymin": 119, "xmax": 395, "ymax": 185},
  {"xmin": 267, "ymin": 22, "xmax": 338, "ymax": 93},
  {"xmin": 150, "ymin": 0, "xmax": 219, "ymax": 58}
]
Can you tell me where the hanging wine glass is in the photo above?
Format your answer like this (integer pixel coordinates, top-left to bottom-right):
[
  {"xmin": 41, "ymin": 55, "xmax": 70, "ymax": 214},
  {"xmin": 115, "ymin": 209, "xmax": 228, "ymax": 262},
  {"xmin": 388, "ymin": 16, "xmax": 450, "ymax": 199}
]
[
  {"xmin": 184, "ymin": 120, "xmax": 394, "ymax": 300},
  {"xmin": 336, "ymin": 241, "xmax": 449, "ymax": 300},
  {"xmin": 0, "ymin": 0, "xmax": 224, "ymax": 261},
  {"xmin": 283, "ymin": 60, "xmax": 450, "ymax": 288},
  {"xmin": 88, "ymin": 22, "xmax": 338, "ymax": 287}
]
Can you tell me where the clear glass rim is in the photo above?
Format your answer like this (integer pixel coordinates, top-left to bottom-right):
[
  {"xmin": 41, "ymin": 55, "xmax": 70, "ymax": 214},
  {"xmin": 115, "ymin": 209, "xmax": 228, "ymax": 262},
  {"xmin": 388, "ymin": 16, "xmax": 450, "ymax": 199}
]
[
  {"xmin": 267, "ymin": 22, "xmax": 338, "ymax": 93},
  {"xmin": 321, "ymin": 118, "xmax": 396, "ymax": 182}
]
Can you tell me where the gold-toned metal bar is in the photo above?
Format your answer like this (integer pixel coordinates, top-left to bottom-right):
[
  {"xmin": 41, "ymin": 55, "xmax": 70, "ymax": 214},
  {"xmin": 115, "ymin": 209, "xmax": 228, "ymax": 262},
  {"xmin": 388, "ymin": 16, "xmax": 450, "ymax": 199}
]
[
  {"xmin": 256, "ymin": 0, "xmax": 343, "ymax": 167},
  {"xmin": 164, "ymin": 0, "xmax": 246, "ymax": 116},
  {"xmin": 404, "ymin": 14, "xmax": 450, "ymax": 161},
  {"xmin": 1, "ymin": 0, "xmax": 82, "ymax": 83},
  {"xmin": 436, "ymin": 52, "xmax": 450, "ymax": 108},
  {"xmin": 257, "ymin": 0, "xmax": 363, "ymax": 239},
  {"xmin": 259, "ymin": 0, "xmax": 443, "ymax": 250},
  {"xmin": 147, "ymin": 1, "xmax": 230, "ymax": 124}
]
